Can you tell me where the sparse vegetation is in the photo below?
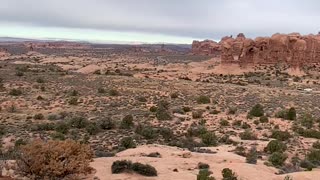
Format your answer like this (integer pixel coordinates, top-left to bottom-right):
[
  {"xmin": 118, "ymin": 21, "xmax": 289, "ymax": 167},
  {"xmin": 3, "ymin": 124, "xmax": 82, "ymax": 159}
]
[
  {"xmin": 111, "ymin": 160, "xmax": 157, "ymax": 176},
  {"xmin": 197, "ymin": 95, "xmax": 210, "ymax": 104}
]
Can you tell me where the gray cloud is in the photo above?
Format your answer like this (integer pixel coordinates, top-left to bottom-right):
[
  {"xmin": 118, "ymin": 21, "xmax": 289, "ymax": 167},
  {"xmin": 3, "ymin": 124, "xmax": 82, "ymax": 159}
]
[{"xmin": 1, "ymin": 0, "xmax": 320, "ymax": 40}]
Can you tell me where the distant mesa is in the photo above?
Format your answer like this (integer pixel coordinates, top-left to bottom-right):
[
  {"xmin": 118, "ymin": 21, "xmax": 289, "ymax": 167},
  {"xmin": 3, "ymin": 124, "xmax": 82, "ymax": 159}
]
[{"xmin": 192, "ymin": 32, "xmax": 320, "ymax": 67}]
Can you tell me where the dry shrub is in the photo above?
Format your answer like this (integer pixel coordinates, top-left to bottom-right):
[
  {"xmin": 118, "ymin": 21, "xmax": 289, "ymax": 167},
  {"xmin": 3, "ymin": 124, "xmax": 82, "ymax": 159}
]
[{"xmin": 16, "ymin": 140, "xmax": 93, "ymax": 179}]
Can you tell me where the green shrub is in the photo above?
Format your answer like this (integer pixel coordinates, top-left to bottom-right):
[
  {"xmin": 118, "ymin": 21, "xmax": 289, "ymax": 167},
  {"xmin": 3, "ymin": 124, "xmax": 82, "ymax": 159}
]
[
  {"xmin": 159, "ymin": 127, "xmax": 173, "ymax": 141},
  {"xmin": 34, "ymin": 123, "xmax": 55, "ymax": 131},
  {"xmin": 312, "ymin": 141, "xmax": 320, "ymax": 149},
  {"xmin": 120, "ymin": 115, "xmax": 134, "ymax": 129},
  {"xmin": 9, "ymin": 88, "xmax": 22, "ymax": 96},
  {"xmin": 111, "ymin": 160, "xmax": 132, "ymax": 174},
  {"xmin": 98, "ymin": 118, "xmax": 115, "ymax": 130},
  {"xmin": 149, "ymin": 106, "xmax": 157, "ymax": 112},
  {"xmin": 16, "ymin": 71, "xmax": 24, "ymax": 76},
  {"xmin": 170, "ymin": 92, "xmax": 179, "ymax": 99},
  {"xmin": 187, "ymin": 125, "xmax": 208, "ymax": 137},
  {"xmin": 48, "ymin": 114, "xmax": 59, "ymax": 121},
  {"xmin": 37, "ymin": 95, "xmax": 43, "ymax": 100},
  {"xmin": 182, "ymin": 106, "xmax": 191, "ymax": 112},
  {"xmin": 50, "ymin": 132, "xmax": 66, "ymax": 140},
  {"xmin": 111, "ymin": 160, "xmax": 157, "ymax": 177},
  {"xmin": 136, "ymin": 96, "xmax": 147, "ymax": 102},
  {"xmin": 287, "ymin": 107, "xmax": 296, "ymax": 120},
  {"xmin": 198, "ymin": 162, "xmax": 210, "ymax": 169},
  {"xmin": 234, "ymin": 146, "xmax": 246, "ymax": 156},
  {"xmin": 266, "ymin": 140, "xmax": 287, "ymax": 153},
  {"xmin": 300, "ymin": 113, "xmax": 314, "ymax": 129},
  {"xmin": 275, "ymin": 108, "xmax": 296, "ymax": 120},
  {"xmin": 140, "ymin": 127, "xmax": 157, "ymax": 139},
  {"xmin": 68, "ymin": 97, "xmax": 78, "ymax": 105},
  {"xmin": 201, "ymin": 132, "xmax": 218, "ymax": 146},
  {"xmin": 241, "ymin": 122, "xmax": 251, "ymax": 129},
  {"xmin": 33, "ymin": 113, "xmax": 44, "ymax": 120},
  {"xmin": 259, "ymin": 116, "xmax": 269, "ymax": 123},
  {"xmin": 120, "ymin": 137, "xmax": 136, "ymax": 149},
  {"xmin": 69, "ymin": 89, "xmax": 79, "ymax": 96},
  {"xmin": 300, "ymin": 159, "xmax": 316, "ymax": 170},
  {"xmin": 268, "ymin": 152, "xmax": 287, "ymax": 166},
  {"xmin": 36, "ymin": 77, "xmax": 45, "ymax": 83},
  {"xmin": 240, "ymin": 130, "xmax": 257, "ymax": 140},
  {"xmin": 246, "ymin": 147, "xmax": 258, "ymax": 164},
  {"xmin": 222, "ymin": 168, "xmax": 237, "ymax": 180},
  {"xmin": 109, "ymin": 89, "xmax": 119, "ymax": 96},
  {"xmin": 131, "ymin": 162, "xmax": 157, "ymax": 176},
  {"xmin": 156, "ymin": 105, "xmax": 171, "ymax": 121},
  {"xmin": 220, "ymin": 119, "xmax": 230, "ymax": 126},
  {"xmin": 192, "ymin": 110, "xmax": 203, "ymax": 119},
  {"xmin": 296, "ymin": 128, "xmax": 320, "ymax": 139},
  {"xmin": 248, "ymin": 104, "xmax": 264, "ymax": 117},
  {"xmin": 69, "ymin": 116, "xmax": 89, "ymax": 129},
  {"xmin": 15, "ymin": 139, "xmax": 27, "ymax": 148},
  {"xmin": 227, "ymin": 107, "xmax": 237, "ymax": 115},
  {"xmin": 270, "ymin": 130, "xmax": 291, "ymax": 141},
  {"xmin": 197, "ymin": 95, "xmax": 210, "ymax": 104},
  {"xmin": 197, "ymin": 169, "xmax": 215, "ymax": 180},
  {"xmin": 97, "ymin": 87, "xmax": 106, "ymax": 93},
  {"xmin": 55, "ymin": 122, "xmax": 70, "ymax": 134},
  {"xmin": 307, "ymin": 150, "xmax": 320, "ymax": 166},
  {"xmin": 86, "ymin": 123, "xmax": 100, "ymax": 135}
]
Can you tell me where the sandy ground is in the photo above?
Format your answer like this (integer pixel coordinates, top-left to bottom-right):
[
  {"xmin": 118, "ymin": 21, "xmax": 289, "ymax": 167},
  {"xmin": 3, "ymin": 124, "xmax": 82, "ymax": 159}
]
[{"xmin": 90, "ymin": 144, "xmax": 320, "ymax": 180}]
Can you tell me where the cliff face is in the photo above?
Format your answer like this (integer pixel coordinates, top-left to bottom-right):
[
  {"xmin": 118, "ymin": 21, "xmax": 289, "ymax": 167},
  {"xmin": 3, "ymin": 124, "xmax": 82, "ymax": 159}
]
[{"xmin": 192, "ymin": 33, "xmax": 320, "ymax": 67}]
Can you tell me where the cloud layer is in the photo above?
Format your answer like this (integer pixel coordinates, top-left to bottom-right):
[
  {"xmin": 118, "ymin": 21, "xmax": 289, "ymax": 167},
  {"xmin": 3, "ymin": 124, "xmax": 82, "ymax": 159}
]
[{"xmin": 1, "ymin": 0, "xmax": 320, "ymax": 41}]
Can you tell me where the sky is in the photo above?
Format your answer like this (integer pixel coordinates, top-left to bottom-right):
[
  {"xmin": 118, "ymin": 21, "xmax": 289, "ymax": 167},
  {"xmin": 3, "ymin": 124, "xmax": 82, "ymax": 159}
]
[{"xmin": 0, "ymin": 0, "xmax": 320, "ymax": 44}]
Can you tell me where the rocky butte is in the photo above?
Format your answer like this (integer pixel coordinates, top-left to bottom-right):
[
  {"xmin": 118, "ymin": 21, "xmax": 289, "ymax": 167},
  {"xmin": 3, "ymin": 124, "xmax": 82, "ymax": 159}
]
[{"xmin": 192, "ymin": 33, "xmax": 320, "ymax": 67}]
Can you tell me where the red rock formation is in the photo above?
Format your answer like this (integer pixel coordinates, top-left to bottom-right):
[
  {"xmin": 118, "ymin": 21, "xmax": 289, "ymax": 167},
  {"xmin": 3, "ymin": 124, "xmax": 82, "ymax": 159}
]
[
  {"xmin": 192, "ymin": 33, "xmax": 320, "ymax": 67},
  {"xmin": 191, "ymin": 40, "xmax": 220, "ymax": 56}
]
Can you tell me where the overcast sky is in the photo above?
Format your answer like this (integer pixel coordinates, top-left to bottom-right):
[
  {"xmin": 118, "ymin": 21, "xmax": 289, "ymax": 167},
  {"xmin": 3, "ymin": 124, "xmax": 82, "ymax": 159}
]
[{"xmin": 0, "ymin": 0, "xmax": 320, "ymax": 43}]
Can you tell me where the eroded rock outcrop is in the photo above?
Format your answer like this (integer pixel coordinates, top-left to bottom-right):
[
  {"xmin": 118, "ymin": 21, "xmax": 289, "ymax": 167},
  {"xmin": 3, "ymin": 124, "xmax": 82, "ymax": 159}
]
[
  {"xmin": 192, "ymin": 33, "xmax": 320, "ymax": 67},
  {"xmin": 192, "ymin": 40, "xmax": 220, "ymax": 56}
]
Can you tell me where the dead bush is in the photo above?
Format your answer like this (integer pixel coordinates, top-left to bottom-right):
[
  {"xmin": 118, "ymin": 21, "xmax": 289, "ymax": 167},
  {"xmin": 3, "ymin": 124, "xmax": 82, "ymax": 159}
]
[{"xmin": 16, "ymin": 140, "xmax": 93, "ymax": 179}]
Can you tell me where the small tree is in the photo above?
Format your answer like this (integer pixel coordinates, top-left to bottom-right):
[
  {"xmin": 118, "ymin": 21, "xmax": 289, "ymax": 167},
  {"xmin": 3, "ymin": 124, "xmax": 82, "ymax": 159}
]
[
  {"xmin": 287, "ymin": 107, "xmax": 296, "ymax": 120},
  {"xmin": 268, "ymin": 152, "xmax": 287, "ymax": 166},
  {"xmin": 266, "ymin": 140, "xmax": 287, "ymax": 153},
  {"xmin": 201, "ymin": 132, "xmax": 218, "ymax": 146},
  {"xmin": 248, "ymin": 104, "xmax": 264, "ymax": 117}
]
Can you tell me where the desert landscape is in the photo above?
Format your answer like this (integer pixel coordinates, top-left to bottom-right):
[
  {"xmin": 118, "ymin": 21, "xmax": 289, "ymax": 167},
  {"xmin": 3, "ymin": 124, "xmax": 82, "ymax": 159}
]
[
  {"xmin": 0, "ymin": 33, "xmax": 320, "ymax": 180},
  {"xmin": 1, "ymin": 1, "xmax": 320, "ymax": 180}
]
